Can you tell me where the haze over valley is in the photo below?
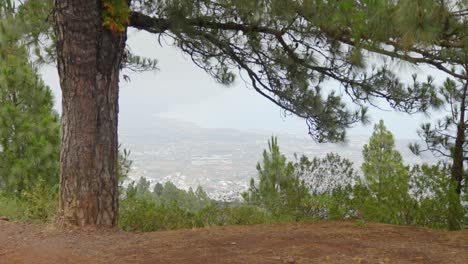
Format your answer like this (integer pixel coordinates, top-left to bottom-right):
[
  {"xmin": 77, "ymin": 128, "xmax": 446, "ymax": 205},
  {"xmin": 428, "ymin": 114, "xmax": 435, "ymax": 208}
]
[{"xmin": 120, "ymin": 117, "xmax": 437, "ymax": 201}]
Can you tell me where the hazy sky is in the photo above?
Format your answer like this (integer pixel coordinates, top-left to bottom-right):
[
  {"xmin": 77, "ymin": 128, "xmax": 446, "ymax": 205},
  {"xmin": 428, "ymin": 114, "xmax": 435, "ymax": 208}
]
[{"xmin": 40, "ymin": 29, "xmax": 443, "ymax": 140}]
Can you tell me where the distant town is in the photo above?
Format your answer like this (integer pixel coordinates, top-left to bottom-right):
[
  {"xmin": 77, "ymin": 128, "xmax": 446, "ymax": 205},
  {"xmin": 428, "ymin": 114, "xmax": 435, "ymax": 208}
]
[{"xmin": 120, "ymin": 117, "xmax": 438, "ymax": 201}]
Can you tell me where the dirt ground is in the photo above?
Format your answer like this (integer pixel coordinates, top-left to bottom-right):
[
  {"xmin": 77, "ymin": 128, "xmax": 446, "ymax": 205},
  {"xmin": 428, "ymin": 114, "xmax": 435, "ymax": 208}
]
[{"xmin": 0, "ymin": 219, "xmax": 467, "ymax": 264}]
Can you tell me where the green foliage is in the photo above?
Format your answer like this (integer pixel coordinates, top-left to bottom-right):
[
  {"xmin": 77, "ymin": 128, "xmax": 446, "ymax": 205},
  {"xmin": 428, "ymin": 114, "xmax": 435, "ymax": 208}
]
[
  {"xmin": 355, "ymin": 218, "xmax": 368, "ymax": 228},
  {"xmin": 243, "ymin": 137, "xmax": 310, "ymax": 219},
  {"xmin": 117, "ymin": 147, "xmax": 132, "ymax": 190},
  {"xmin": 131, "ymin": 0, "xmax": 444, "ymax": 142},
  {"xmin": 20, "ymin": 178, "xmax": 58, "ymax": 222},
  {"xmin": 119, "ymin": 196, "xmax": 196, "ymax": 232},
  {"xmin": 0, "ymin": 2, "xmax": 58, "ymax": 223},
  {"xmin": 293, "ymin": 153, "xmax": 360, "ymax": 219},
  {"xmin": 0, "ymin": 195, "xmax": 21, "ymax": 220},
  {"xmin": 326, "ymin": 185, "xmax": 356, "ymax": 220},
  {"xmin": 122, "ymin": 51, "xmax": 159, "ymax": 73},
  {"xmin": 1, "ymin": 0, "xmax": 55, "ymax": 63},
  {"xmin": 11, "ymin": 0, "xmax": 466, "ymax": 231},
  {"xmin": 120, "ymin": 177, "xmax": 211, "ymax": 231},
  {"xmin": 395, "ymin": 0, "xmax": 451, "ymax": 47},
  {"xmin": 409, "ymin": 163, "xmax": 466, "ymax": 229},
  {"xmin": 0, "ymin": 4, "xmax": 60, "ymax": 196},
  {"xmin": 243, "ymin": 134, "xmax": 460, "ymax": 230},
  {"xmin": 13, "ymin": 0, "xmax": 466, "ymax": 148},
  {"xmin": 0, "ymin": 178, "xmax": 57, "ymax": 223},
  {"xmin": 125, "ymin": 178, "xmax": 212, "ymax": 211},
  {"xmin": 355, "ymin": 120, "xmax": 413, "ymax": 225},
  {"xmin": 409, "ymin": 77, "xmax": 468, "ymax": 230},
  {"xmin": 18, "ymin": 0, "xmax": 467, "ymax": 230},
  {"xmin": 0, "ymin": 147, "xmax": 134, "ymax": 223},
  {"xmin": 119, "ymin": 194, "xmax": 270, "ymax": 232},
  {"xmin": 362, "ymin": 120, "xmax": 407, "ymax": 184},
  {"xmin": 119, "ymin": 177, "xmax": 269, "ymax": 232},
  {"xmin": 326, "ymin": 121, "xmax": 468, "ymax": 229},
  {"xmin": 159, "ymin": 182, "xmax": 211, "ymax": 211}
]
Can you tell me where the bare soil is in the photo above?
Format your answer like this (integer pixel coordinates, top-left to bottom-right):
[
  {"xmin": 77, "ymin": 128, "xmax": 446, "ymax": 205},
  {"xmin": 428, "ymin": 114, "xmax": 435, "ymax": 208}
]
[{"xmin": 0, "ymin": 219, "xmax": 467, "ymax": 264}]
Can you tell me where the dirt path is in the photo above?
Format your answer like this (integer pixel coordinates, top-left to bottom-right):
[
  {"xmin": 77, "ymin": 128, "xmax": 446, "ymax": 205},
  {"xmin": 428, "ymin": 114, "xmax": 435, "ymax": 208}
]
[{"xmin": 0, "ymin": 220, "xmax": 467, "ymax": 264}]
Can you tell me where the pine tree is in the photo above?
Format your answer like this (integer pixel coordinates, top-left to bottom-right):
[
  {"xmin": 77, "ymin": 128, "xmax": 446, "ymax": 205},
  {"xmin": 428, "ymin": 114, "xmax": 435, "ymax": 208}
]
[
  {"xmin": 0, "ymin": 1, "xmax": 60, "ymax": 195},
  {"xmin": 359, "ymin": 120, "xmax": 413, "ymax": 225},
  {"xmin": 362, "ymin": 120, "xmax": 406, "ymax": 190},
  {"xmin": 409, "ymin": 163, "xmax": 464, "ymax": 229},
  {"xmin": 243, "ymin": 137, "xmax": 309, "ymax": 218},
  {"xmin": 330, "ymin": 0, "xmax": 467, "ymax": 230},
  {"xmin": 410, "ymin": 79, "xmax": 468, "ymax": 230},
  {"xmin": 391, "ymin": 0, "xmax": 467, "ymax": 230}
]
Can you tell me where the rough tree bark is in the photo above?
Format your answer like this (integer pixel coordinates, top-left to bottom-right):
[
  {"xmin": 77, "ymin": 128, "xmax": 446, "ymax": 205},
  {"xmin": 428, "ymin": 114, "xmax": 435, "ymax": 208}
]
[
  {"xmin": 54, "ymin": 0, "xmax": 127, "ymax": 227},
  {"xmin": 452, "ymin": 81, "xmax": 468, "ymax": 196},
  {"xmin": 448, "ymin": 81, "xmax": 467, "ymax": 230}
]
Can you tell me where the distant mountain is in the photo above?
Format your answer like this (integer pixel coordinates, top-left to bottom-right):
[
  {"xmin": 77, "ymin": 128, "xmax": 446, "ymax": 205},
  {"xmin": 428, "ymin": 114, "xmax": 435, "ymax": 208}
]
[{"xmin": 119, "ymin": 117, "xmax": 439, "ymax": 201}]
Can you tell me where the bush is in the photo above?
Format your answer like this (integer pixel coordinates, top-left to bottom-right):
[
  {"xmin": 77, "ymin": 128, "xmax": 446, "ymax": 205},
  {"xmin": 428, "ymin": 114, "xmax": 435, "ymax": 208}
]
[
  {"xmin": 119, "ymin": 195, "xmax": 196, "ymax": 232},
  {"xmin": 0, "ymin": 147, "xmax": 132, "ymax": 224},
  {"xmin": 0, "ymin": 178, "xmax": 57, "ymax": 223},
  {"xmin": 322, "ymin": 160, "xmax": 467, "ymax": 229},
  {"xmin": 410, "ymin": 164, "xmax": 467, "ymax": 229},
  {"xmin": 0, "ymin": 195, "xmax": 22, "ymax": 220},
  {"xmin": 119, "ymin": 177, "xmax": 272, "ymax": 232},
  {"xmin": 119, "ymin": 195, "xmax": 271, "ymax": 232},
  {"xmin": 21, "ymin": 178, "xmax": 58, "ymax": 222}
]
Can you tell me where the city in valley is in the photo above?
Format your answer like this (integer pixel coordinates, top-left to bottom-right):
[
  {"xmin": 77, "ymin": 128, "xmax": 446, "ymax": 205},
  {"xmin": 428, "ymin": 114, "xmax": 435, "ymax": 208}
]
[{"xmin": 120, "ymin": 117, "xmax": 435, "ymax": 201}]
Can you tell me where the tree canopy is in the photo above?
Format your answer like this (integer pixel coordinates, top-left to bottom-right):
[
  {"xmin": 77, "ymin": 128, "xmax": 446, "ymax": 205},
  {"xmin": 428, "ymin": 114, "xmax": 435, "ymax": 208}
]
[
  {"xmin": 20, "ymin": 0, "xmax": 467, "ymax": 141},
  {"xmin": 128, "ymin": 0, "xmax": 461, "ymax": 142}
]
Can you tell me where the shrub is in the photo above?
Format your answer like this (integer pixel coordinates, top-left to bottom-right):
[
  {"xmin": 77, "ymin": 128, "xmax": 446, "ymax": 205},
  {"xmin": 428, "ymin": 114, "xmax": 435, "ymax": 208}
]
[
  {"xmin": 119, "ymin": 195, "xmax": 196, "ymax": 232},
  {"xmin": 119, "ymin": 177, "xmax": 272, "ymax": 232},
  {"xmin": 0, "ymin": 178, "xmax": 57, "ymax": 223}
]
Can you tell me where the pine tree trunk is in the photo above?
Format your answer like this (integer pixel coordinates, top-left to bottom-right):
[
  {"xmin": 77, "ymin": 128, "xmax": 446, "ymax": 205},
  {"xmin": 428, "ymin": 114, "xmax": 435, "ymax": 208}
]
[
  {"xmin": 54, "ymin": 0, "xmax": 127, "ymax": 227},
  {"xmin": 452, "ymin": 123, "xmax": 465, "ymax": 196},
  {"xmin": 448, "ymin": 81, "xmax": 467, "ymax": 230}
]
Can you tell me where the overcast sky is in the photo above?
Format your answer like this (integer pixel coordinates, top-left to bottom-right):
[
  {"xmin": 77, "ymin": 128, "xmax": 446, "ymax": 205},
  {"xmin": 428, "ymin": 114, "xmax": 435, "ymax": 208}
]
[{"xmin": 39, "ymin": 29, "xmax": 443, "ymax": 140}]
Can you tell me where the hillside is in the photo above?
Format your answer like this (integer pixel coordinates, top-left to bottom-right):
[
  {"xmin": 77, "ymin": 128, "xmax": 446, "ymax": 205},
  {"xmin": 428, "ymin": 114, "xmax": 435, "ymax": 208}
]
[
  {"xmin": 120, "ymin": 117, "xmax": 438, "ymax": 200},
  {"xmin": 1, "ymin": 220, "xmax": 466, "ymax": 264}
]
